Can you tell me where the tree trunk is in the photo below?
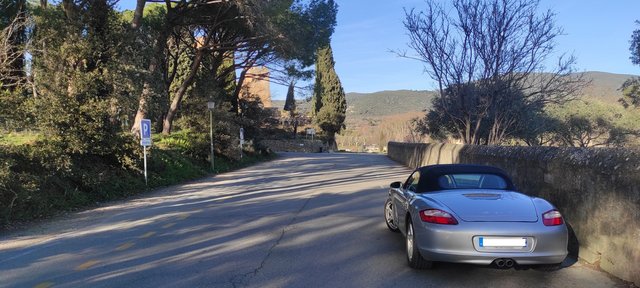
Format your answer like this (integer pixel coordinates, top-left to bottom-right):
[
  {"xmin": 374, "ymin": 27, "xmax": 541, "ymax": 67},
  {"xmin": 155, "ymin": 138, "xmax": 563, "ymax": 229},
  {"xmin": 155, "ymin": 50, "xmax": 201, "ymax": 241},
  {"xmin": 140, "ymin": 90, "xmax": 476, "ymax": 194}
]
[
  {"xmin": 293, "ymin": 120, "xmax": 298, "ymax": 139},
  {"xmin": 62, "ymin": 0, "xmax": 77, "ymax": 20},
  {"xmin": 328, "ymin": 137, "xmax": 337, "ymax": 151},
  {"xmin": 325, "ymin": 130, "xmax": 338, "ymax": 151},
  {"xmin": 131, "ymin": 0, "xmax": 146, "ymax": 29},
  {"xmin": 231, "ymin": 67, "xmax": 250, "ymax": 114},
  {"xmin": 155, "ymin": 112, "xmax": 164, "ymax": 132},
  {"xmin": 161, "ymin": 43, "xmax": 207, "ymax": 134},
  {"xmin": 463, "ymin": 118, "xmax": 472, "ymax": 144},
  {"xmin": 131, "ymin": 30, "xmax": 169, "ymax": 135},
  {"xmin": 131, "ymin": 61, "xmax": 157, "ymax": 135}
]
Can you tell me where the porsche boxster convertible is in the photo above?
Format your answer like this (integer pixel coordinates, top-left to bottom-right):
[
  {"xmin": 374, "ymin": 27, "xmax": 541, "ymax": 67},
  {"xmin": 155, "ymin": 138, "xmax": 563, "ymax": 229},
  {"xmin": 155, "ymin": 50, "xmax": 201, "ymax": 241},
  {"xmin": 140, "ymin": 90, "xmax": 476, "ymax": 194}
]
[{"xmin": 384, "ymin": 164, "xmax": 568, "ymax": 269}]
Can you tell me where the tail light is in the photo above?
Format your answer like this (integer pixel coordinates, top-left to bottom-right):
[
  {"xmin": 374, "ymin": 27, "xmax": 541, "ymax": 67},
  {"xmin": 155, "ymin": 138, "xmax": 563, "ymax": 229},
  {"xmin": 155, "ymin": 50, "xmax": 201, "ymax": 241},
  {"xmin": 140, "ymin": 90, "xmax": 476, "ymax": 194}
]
[
  {"xmin": 542, "ymin": 210, "xmax": 564, "ymax": 226},
  {"xmin": 420, "ymin": 209, "xmax": 458, "ymax": 225}
]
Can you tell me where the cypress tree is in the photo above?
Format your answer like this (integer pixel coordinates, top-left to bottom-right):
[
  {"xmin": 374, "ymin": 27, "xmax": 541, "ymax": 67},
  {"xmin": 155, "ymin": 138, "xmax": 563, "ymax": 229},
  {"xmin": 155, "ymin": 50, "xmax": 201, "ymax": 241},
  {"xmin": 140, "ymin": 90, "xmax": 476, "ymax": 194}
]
[
  {"xmin": 284, "ymin": 81, "xmax": 296, "ymax": 112},
  {"xmin": 284, "ymin": 81, "xmax": 298, "ymax": 138},
  {"xmin": 312, "ymin": 44, "xmax": 346, "ymax": 150}
]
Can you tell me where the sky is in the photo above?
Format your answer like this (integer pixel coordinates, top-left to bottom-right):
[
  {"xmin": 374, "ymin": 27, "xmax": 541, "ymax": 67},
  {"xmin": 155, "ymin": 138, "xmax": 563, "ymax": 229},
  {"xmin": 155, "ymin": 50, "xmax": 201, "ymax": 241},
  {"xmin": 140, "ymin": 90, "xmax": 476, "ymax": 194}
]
[{"xmin": 116, "ymin": 0, "xmax": 640, "ymax": 99}]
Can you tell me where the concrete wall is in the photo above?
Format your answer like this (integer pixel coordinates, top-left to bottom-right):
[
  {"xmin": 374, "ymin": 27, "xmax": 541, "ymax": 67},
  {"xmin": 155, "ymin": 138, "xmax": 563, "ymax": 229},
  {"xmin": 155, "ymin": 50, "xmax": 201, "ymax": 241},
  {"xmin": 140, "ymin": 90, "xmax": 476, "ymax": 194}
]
[
  {"xmin": 260, "ymin": 139, "xmax": 326, "ymax": 153},
  {"xmin": 388, "ymin": 142, "xmax": 640, "ymax": 286}
]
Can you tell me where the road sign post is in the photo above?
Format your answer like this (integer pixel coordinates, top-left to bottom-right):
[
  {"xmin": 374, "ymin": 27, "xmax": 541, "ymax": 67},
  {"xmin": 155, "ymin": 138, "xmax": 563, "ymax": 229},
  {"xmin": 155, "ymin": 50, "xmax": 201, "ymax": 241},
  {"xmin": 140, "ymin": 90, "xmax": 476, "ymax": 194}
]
[
  {"xmin": 208, "ymin": 101, "xmax": 215, "ymax": 172},
  {"xmin": 143, "ymin": 146, "xmax": 148, "ymax": 185},
  {"xmin": 239, "ymin": 127, "xmax": 244, "ymax": 159},
  {"xmin": 140, "ymin": 119, "xmax": 152, "ymax": 185},
  {"xmin": 306, "ymin": 128, "xmax": 315, "ymax": 141}
]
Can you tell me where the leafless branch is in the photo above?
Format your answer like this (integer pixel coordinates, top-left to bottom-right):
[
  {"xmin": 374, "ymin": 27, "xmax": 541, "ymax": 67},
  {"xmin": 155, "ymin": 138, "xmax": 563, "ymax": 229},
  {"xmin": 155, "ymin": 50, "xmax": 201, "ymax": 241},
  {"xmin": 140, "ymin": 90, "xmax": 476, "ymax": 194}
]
[
  {"xmin": 0, "ymin": 13, "xmax": 29, "ymax": 89},
  {"xmin": 399, "ymin": 0, "xmax": 587, "ymax": 145}
]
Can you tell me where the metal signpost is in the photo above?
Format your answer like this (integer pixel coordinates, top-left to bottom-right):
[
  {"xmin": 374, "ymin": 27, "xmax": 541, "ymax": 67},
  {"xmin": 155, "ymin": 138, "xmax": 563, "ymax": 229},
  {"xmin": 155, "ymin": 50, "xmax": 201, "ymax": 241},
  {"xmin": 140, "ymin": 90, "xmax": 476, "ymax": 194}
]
[
  {"xmin": 306, "ymin": 128, "xmax": 315, "ymax": 141},
  {"xmin": 239, "ymin": 127, "xmax": 244, "ymax": 159},
  {"xmin": 140, "ymin": 119, "xmax": 152, "ymax": 185},
  {"xmin": 208, "ymin": 101, "xmax": 215, "ymax": 172}
]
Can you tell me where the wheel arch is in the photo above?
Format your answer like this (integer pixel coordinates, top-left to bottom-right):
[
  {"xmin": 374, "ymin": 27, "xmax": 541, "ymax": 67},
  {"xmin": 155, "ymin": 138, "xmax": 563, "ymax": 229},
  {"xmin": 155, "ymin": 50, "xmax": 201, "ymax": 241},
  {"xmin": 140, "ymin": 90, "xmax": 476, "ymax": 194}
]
[{"xmin": 405, "ymin": 212, "xmax": 413, "ymax": 231}]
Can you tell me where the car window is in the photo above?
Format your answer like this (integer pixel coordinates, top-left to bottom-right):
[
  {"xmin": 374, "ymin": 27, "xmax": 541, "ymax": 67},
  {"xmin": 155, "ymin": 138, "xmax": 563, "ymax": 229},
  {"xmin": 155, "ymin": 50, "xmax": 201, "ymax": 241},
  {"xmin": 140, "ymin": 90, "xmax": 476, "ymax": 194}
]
[
  {"xmin": 438, "ymin": 175, "xmax": 455, "ymax": 189},
  {"xmin": 404, "ymin": 171, "xmax": 420, "ymax": 192},
  {"xmin": 403, "ymin": 173, "xmax": 413, "ymax": 190},
  {"xmin": 437, "ymin": 174, "xmax": 507, "ymax": 190}
]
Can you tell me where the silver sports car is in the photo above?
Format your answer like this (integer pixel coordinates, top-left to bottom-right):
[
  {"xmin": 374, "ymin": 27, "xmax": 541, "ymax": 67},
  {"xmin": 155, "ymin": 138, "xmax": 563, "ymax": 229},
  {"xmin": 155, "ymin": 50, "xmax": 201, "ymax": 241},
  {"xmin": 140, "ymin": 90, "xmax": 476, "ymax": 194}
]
[{"xmin": 384, "ymin": 164, "xmax": 568, "ymax": 269}]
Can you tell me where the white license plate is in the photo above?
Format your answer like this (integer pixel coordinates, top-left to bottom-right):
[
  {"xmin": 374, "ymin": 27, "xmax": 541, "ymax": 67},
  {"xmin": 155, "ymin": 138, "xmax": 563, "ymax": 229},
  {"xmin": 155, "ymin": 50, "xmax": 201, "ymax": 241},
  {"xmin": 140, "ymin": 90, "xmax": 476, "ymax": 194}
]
[{"xmin": 479, "ymin": 237, "xmax": 526, "ymax": 247}]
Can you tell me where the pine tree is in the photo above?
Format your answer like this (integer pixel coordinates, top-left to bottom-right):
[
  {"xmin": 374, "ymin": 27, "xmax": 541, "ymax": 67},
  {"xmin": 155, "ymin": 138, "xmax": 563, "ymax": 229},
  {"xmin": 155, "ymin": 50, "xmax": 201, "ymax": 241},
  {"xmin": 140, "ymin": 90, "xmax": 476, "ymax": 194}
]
[
  {"xmin": 32, "ymin": 0, "xmax": 131, "ymax": 158},
  {"xmin": 312, "ymin": 44, "xmax": 346, "ymax": 150}
]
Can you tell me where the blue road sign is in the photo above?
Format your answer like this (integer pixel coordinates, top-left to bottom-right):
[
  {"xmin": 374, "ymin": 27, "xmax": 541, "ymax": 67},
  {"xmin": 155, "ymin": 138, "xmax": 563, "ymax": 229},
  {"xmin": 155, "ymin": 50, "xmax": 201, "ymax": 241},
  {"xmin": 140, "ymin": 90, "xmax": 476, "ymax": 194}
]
[{"xmin": 140, "ymin": 119, "xmax": 152, "ymax": 146}]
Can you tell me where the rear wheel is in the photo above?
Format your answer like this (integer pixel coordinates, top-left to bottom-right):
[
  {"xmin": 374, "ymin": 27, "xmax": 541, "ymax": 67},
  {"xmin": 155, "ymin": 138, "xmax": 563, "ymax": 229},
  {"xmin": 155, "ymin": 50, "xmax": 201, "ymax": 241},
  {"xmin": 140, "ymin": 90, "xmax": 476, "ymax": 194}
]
[
  {"xmin": 384, "ymin": 199, "xmax": 399, "ymax": 232},
  {"xmin": 406, "ymin": 219, "xmax": 433, "ymax": 269}
]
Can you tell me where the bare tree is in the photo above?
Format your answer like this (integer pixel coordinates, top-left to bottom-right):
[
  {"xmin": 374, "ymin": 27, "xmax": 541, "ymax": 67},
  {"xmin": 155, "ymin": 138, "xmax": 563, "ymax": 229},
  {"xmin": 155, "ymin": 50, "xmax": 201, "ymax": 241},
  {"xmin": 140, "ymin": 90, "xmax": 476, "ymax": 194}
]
[
  {"xmin": 0, "ymin": 13, "xmax": 28, "ymax": 89},
  {"xmin": 399, "ymin": 0, "xmax": 586, "ymax": 145},
  {"xmin": 403, "ymin": 118, "xmax": 426, "ymax": 143}
]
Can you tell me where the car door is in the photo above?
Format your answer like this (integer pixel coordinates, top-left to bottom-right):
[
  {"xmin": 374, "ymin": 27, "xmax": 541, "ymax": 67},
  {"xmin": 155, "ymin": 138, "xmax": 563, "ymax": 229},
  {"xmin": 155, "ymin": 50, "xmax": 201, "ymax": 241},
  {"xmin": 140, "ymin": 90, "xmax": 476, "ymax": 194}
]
[{"xmin": 394, "ymin": 170, "xmax": 420, "ymax": 234}]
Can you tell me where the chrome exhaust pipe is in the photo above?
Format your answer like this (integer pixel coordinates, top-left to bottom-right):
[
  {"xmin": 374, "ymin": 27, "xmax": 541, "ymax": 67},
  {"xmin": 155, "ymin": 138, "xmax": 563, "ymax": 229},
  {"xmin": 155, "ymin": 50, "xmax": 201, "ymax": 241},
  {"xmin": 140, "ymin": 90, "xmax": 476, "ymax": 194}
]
[
  {"xmin": 495, "ymin": 259, "xmax": 505, "ymax": 268},
  {"xmin": 505, "ymin": 259, "xmax": 514, "ymax": 268}
]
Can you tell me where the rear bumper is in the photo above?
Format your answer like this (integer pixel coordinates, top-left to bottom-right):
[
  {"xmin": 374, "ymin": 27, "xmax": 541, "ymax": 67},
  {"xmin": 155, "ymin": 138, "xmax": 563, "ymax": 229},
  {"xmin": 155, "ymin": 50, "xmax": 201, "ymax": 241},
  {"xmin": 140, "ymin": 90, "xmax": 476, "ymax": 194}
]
[{"xmin": 414, "ymin": 219, "xmax": 568, "ymax": 265}]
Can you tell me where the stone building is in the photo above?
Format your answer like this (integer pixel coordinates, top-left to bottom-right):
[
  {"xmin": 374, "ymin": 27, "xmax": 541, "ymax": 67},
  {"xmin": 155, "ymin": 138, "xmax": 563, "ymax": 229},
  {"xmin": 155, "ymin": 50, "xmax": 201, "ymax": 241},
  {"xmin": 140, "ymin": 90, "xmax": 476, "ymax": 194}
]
[{"xmin": 240, "ymin": 66, "xmax": 272, "ymax": 107}]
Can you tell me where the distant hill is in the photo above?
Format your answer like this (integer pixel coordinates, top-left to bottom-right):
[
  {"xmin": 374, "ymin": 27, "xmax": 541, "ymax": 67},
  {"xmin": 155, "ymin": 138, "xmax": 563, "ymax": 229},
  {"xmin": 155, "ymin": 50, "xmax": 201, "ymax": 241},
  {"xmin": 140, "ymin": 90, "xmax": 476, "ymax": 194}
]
[
  {"xmin": 340, "ymin": 72, "xmax": 636, "ymax": 118},
  {"xmin": 273, "ymin": 90, "xmax": 436, "ymax": 118},
  {"xmin": 272, "ymin": 71, "xmax": 636, "ymax": 118},
  {"xmin": 345, "ymin": 90, "xmax": 437, "ymax": 117},
  {"xmin": 271, "ymin": 71, "xmax": 637, "ymax": 151},
  {"xmin": 578, "ymin": 71, "xmax": 635, "ymax": 102}
]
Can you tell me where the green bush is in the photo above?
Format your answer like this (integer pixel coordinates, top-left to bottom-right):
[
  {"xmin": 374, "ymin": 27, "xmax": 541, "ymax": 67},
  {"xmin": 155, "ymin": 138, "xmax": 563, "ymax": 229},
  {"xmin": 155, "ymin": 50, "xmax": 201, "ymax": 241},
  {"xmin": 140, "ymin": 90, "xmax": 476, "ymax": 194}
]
[
  {"xmin": 146, "ymin": 148, "xmax": 208, "ymax": 186},
  {"xmin": 155, "ymin": 129, "xmax": 210, "ymax": 161},
  {"xmin": 0, "ymin": 137, "xmax": 274, "ymax": 228}
]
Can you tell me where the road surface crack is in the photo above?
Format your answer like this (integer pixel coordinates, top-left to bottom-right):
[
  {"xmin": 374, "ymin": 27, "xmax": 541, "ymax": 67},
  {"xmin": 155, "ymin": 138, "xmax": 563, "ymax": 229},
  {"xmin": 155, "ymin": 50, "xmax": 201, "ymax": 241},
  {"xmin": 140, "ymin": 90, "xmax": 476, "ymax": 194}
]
[{"xmin": 229, "ymin": 196, "xmax": 312, "ymax": 288}]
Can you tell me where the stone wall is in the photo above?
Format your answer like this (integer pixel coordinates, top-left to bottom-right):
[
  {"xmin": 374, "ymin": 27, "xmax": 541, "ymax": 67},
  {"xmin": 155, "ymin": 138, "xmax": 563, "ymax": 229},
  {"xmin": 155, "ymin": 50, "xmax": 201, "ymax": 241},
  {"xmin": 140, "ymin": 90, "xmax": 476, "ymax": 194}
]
[
  {"xmin": 260, "ymin": 139, "xmax": 326, "ymax": 153},
  {"xmin": 388, "ymin": 142, "xmax": 640, "ymax": 286}
]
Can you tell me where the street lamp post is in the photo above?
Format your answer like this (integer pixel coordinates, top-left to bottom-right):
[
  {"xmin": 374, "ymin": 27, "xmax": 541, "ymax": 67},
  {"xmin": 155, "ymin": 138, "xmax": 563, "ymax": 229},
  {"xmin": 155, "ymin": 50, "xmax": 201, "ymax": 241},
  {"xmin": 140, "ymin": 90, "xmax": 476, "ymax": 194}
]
[{"xmin": 207, "ymin": 101, "xmax": 215, "ymax": 172}]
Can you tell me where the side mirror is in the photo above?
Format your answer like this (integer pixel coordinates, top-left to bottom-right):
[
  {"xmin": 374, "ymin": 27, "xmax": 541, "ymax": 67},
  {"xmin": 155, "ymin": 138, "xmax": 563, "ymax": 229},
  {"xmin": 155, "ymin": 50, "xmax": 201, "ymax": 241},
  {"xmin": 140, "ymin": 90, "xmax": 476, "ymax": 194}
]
[{"xmin": 390, "ymin": 181, "xmax": 402, "ymax": 189}]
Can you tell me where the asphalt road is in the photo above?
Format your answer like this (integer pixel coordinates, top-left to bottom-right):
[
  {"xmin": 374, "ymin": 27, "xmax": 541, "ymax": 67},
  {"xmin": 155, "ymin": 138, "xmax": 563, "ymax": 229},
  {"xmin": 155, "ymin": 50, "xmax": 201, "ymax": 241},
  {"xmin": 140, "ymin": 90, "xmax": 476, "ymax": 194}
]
[{"xmin": 0, "ymin": 153, "xmax": 630, "ymax": 288}]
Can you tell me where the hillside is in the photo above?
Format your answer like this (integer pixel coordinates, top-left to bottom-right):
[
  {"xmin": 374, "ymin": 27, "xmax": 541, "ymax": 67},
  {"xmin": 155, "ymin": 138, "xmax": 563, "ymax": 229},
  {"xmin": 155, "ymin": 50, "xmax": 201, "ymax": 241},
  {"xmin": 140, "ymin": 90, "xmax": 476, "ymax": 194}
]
[
  {"xmin": 578, "ymin": 71, "xmax": 636, "ymax": 102},
  {"xmin": 272, "ymin": 90, "xmax": 436, "ymax": 116},
  {"xmin": 271, "ymin": 72, "xmax": 636, "ymax": 119},
  {"xmin": 345, "ymin": 90, "xmax": 437, "ymax": 116},
  {"xmin": 339, "ymin": 71, "xmax": 635, "ymax": 117},
  {"xmin": 270, "ymin": 71, "xmax": 639, "ymax": 151}
]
